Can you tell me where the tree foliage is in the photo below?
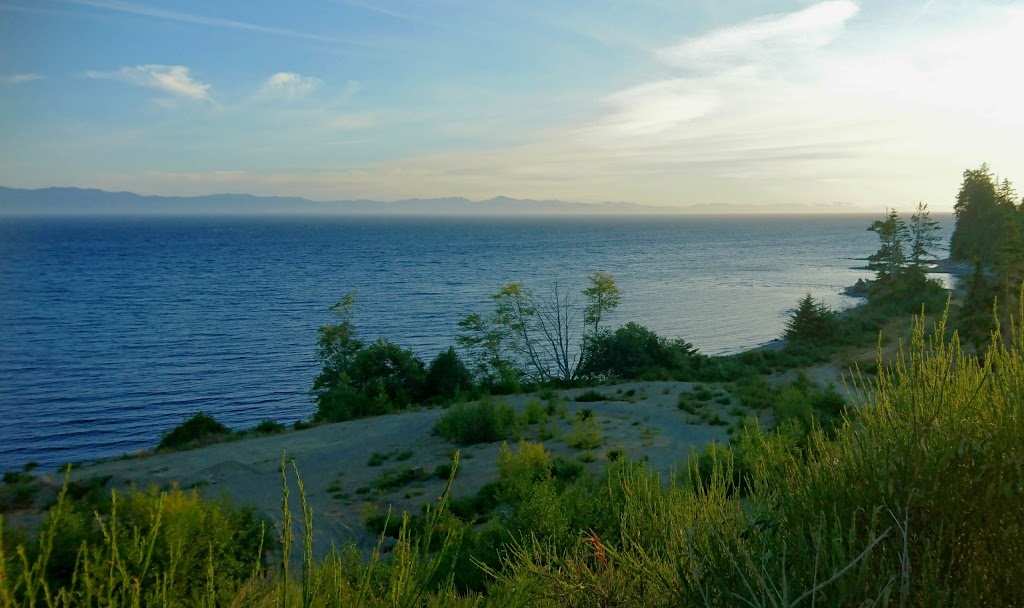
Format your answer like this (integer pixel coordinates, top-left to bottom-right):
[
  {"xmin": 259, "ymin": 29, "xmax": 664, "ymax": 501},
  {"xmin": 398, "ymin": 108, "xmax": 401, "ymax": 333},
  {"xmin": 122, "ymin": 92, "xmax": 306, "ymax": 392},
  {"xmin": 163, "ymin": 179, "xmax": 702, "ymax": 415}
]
[
  {"xmin": 950, "ymin": 164, "xmax": 1022, "ymax": 264},
  {"xmin": 311, "ymin": 293, "xmax": 436, "ymax": 422},
  {"xmin": 949, "ymin": 164, "xmax": 1024, "ymax": 326},
  {"xmin": 908, "ymin": 202, "xmax": 941, "ymax": 273},
  {"xmin": 582, "ymin": 271, "xmax": 621, "ymax": 333},
  {"xmin": 578, "ymin": 321, "xmax": 697, "ymax": 379},
  {"xmin": 425, "ymin": 347, "xmax": 474, "ymax": 400},
  {"xmin": 783, "ymin": 293, "xmax": 837, "ymax": 345},
  {"xmin": 458, "ymin": 273, "xmax": 621, "ymax": 383},
  {"xmin": 865, "ymin": 206, "xmax": 946, "ymax": 312},
  {"xmin": 867, "ymin": 209, "xmax": 909, "ymax": 282}
]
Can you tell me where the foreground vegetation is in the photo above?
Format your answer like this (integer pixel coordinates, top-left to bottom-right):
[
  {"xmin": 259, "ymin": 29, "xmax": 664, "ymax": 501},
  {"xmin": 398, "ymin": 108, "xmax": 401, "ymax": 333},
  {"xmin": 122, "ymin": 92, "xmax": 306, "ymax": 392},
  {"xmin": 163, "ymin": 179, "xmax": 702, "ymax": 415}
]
[{"xmin": 3, "ymin": 295, "xmax": 1023, "ymax": 606}]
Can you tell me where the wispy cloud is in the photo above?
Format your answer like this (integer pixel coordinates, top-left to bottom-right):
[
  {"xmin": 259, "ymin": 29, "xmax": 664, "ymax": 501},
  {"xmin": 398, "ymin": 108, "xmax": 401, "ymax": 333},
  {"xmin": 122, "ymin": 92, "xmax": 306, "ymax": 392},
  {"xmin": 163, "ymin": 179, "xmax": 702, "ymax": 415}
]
[
  {"xmin": 331, "ymin": 0, "xmax": 415, "ymax": 22},
  {"xmin": 0, "ymin": 73, "xmax": 43, "ymax": 85},
  {"xmin": 64, "ymin": 0, "xmax": 368, "ymax": 46},
  {"xmin": 657, "ymin": 0, "xmax": 859, "ymax": 69},
  {"xmin": 84, "ymin": 65, "xmax": 211, "ymax": 101},
  {"xmin": 259, "ymin": 72, "xmax": 322, "ymax": 101}
]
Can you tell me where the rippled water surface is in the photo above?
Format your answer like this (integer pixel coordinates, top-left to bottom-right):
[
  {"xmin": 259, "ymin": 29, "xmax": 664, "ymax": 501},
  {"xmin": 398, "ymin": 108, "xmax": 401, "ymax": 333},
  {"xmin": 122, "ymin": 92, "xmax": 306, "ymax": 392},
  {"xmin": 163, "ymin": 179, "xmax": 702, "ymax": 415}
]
[{"xmin": 0, "ymin": 215, "xmax": 950, "ymax": 470}]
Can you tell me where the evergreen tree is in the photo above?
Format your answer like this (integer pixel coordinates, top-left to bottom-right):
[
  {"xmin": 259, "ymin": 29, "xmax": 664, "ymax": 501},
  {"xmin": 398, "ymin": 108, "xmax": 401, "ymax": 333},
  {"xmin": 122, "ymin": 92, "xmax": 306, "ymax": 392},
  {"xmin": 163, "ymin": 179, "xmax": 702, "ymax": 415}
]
[
  {"xmin": 908, "ymin": 202, "xmax": 941, "ymax": 275},
  {"xmin": 867, "ymin": 209, "xmax": 909, "ymax": 282},
  {"xmin": 950, "ymin": 165, "xmax": 1019, "ymax": 265},
  {"xmin": 957, "ymin": 262, "xmax": 996, "ymax": 352},
  {"xmin": 784, "ymin": 294, "xmax": 837, "ymax": 345}
]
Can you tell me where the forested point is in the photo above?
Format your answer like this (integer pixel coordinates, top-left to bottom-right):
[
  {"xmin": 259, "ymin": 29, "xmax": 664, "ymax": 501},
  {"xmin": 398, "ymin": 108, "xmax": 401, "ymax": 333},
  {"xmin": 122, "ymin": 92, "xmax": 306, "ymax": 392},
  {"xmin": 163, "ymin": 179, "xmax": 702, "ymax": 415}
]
[{"xmin": 2, "ymin": 165, "xmax": 1023, "ymax": 607}]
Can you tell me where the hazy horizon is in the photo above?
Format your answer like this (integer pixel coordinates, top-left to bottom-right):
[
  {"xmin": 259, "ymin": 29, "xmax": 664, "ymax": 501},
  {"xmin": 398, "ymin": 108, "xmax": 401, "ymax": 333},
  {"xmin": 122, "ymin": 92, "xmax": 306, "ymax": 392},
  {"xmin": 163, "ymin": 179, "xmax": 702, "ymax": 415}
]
[
  {"xmin": 0, "ymin": 184, "xmax": 929, "ymax": 216},
  {"xmin": 2, "ymin": 1, "xmax": 1023, "ymax": 211}
]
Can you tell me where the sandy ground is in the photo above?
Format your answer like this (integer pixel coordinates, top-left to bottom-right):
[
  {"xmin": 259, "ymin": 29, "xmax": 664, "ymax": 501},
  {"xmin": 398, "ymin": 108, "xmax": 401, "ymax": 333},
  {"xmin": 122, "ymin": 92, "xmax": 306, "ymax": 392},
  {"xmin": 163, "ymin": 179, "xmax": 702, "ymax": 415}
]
[{"xmin": 69, "ymin": 381, "xmax": 766, "ymax": 557}]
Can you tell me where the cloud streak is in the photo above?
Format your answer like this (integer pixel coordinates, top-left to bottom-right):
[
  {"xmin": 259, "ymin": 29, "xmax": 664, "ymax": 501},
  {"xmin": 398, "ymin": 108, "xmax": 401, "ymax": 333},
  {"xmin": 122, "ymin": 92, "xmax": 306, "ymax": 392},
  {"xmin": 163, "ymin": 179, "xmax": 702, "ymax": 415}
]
[
  {"xmin": 64, "ymin": 0, "xmax": 370, "ymax": 46},
  {"xmin": 259, "ymin": 72, "xmax": 322, "ymax": 101},
  {"xmin": 657, "ymin": 0, "xmax": 860, "ymax": 69},
  {"xmin": 0, "ymin": 73, "xmax": 43, "ymax": 85},
  {"xmin": 84, "ymin": 65, "xmax": 211, "ymax": 101}
]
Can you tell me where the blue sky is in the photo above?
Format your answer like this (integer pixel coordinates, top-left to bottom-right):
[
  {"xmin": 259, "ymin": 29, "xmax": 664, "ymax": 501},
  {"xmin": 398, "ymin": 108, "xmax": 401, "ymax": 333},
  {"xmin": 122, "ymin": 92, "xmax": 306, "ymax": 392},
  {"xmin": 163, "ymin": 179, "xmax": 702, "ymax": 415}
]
[{"xmin": 1, "ymin": 0, "xmax": 1022, "ymax": 210}]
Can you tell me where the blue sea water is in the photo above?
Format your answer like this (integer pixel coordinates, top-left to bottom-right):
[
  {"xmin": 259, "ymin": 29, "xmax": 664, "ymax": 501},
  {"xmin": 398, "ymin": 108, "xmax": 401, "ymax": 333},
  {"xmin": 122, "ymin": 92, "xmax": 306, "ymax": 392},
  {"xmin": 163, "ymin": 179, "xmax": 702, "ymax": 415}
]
[{"xmin": 0, "ymin": 215, "xmax": 951, "ymax": 471}]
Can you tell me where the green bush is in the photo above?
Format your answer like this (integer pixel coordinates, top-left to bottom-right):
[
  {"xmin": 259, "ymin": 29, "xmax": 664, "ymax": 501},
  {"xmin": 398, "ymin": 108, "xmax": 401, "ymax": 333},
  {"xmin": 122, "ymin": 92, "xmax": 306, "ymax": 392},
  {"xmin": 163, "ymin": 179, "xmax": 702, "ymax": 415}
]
[
  {"xmin": 372, "ymin": 467, "xmax": 417, "ymax": 492},
  {"xmin": 251, "ymin": 419, "xmax": 285, "ymax": 435},
  {"xmin": 157, "ymin": 412, "xmax": 232, "ymax": 451},
  {"xmin": 573, "ymin": 389, "xmax": 608, "ymax": 402},
  {"xmin": 312, "ymin": 336, "xmax": 428, "ymax": 423},
  {"xmin": 566, "ymin": 417, "xmax": 603, "ymax": 449},
  {"xmin": 433, "ymin": 399, "xmax": 518, "ymax": 445},
  {"xmin": 579, "ymin": 322, "xmax": 698, "ymax": 379},
  {"xmin": 521, "ymin": 398, "xmax": 547, "ymax": 425},
  {"xmin": 425, "ymin": 347, "xmax": 474, "ymax": 400}
]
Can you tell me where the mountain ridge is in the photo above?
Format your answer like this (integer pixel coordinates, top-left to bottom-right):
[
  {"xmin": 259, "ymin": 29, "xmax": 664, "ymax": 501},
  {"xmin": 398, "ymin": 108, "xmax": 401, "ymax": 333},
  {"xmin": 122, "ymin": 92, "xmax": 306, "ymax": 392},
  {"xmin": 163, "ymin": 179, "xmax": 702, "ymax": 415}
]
[{"xmin": 0, "ymin": 186, "xmax": 870, "ymax": 216}]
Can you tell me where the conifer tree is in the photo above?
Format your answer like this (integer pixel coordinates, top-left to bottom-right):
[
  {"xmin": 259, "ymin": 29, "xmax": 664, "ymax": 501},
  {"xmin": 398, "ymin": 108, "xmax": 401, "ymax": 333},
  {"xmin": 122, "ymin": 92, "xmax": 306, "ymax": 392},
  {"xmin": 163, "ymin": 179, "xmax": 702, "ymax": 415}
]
[{"xmin": 867, "ymin": 209, "xmax": 909, "ymax": 282}]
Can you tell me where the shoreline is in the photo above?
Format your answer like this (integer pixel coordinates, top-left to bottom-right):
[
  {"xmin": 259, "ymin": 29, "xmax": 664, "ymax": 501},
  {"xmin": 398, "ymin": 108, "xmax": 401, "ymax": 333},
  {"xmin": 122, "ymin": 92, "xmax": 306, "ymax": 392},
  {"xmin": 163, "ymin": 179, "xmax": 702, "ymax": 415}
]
[{"xmin": 6, "ymin": 259, "xmax": 973, "ymax": 474}]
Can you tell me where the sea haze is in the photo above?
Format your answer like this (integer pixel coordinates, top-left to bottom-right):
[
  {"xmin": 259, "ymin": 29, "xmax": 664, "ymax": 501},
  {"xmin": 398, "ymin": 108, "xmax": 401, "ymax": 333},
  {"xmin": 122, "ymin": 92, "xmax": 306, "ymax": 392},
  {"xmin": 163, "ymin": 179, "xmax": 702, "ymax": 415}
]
[{"xmin": 0, "ymin": 215, "xmax": 952, "ymax": 470}]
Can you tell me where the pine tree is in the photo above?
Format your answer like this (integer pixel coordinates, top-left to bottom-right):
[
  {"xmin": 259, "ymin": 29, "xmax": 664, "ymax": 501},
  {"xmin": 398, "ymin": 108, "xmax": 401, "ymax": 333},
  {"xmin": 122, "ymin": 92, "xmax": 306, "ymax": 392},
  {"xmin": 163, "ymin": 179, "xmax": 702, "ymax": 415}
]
[
  {"xmin": 908, "ymin": 202, "xmax": 941, "ymax": 274},
  {"xmin": 867, "ymin": 209, "xmax": 909, "ymax": 282},
  {"xmin": 784, "ymin": 293, "xmax": 837, "ymax": 344}
]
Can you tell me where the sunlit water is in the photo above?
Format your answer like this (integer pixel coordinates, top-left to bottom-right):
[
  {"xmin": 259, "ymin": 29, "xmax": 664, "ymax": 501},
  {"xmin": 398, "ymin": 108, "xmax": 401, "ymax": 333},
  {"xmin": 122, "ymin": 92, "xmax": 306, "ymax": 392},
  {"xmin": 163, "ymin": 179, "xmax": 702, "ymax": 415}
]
[{"xmin": 0, "ymin": 214, "xmax": 952, "ymax": 470}]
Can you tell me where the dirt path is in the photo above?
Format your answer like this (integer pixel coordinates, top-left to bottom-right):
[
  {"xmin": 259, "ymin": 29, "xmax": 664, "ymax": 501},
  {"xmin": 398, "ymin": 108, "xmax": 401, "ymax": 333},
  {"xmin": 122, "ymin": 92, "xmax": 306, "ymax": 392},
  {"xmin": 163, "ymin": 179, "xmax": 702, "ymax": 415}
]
[{"xmin": 71, "ymin": 381, "xmax": 754, "ymax": 557}]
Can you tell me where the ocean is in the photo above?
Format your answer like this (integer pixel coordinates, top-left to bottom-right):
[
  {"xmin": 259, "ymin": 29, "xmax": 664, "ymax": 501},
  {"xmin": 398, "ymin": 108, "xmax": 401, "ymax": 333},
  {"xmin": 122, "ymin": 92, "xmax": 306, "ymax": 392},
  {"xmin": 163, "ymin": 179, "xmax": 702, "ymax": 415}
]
[{"xmin": 0, "ymin": 214, "xmax": 952, "ymax": 471}]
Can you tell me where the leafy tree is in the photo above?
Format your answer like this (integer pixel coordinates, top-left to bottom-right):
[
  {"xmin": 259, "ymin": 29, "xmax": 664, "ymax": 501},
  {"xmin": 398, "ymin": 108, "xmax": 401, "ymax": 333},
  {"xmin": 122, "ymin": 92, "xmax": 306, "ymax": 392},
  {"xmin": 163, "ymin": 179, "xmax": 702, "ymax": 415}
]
[
  {"xmin": 459, "ymin": 274, "xmax": 621, "ymax": 383},
  {"xmin": 784, "ymin": 294, "xmax": 837, "ymax": 345},
  {"xmin": 583, "ymin": 271, "xmax": 621, "ymax": 333},
  {"xmin": 425, "ymin": 347, "xmax": 474, "ymax": 400},
  {"xmin": 347, "ymin": 338, "xmax": 426, "ymax": 413},
  {"xmin": 311, "ymin": 292, "xmax": 362, "ymax": 416},
  {"xmin": 310, "ymin": 293, "xmax": 428, "ymax": 422},
  {"xmin": 455, "ymin": 312, "xmax": 515, "ymax": 386}
]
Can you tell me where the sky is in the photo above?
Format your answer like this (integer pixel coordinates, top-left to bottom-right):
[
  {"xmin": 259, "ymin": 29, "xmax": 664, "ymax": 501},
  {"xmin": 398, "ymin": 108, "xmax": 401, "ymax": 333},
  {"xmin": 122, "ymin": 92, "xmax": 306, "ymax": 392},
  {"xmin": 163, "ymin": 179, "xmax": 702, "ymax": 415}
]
[{"xmin": 1, "ymin": 0, "xmax": 1022, "ymax": 211}]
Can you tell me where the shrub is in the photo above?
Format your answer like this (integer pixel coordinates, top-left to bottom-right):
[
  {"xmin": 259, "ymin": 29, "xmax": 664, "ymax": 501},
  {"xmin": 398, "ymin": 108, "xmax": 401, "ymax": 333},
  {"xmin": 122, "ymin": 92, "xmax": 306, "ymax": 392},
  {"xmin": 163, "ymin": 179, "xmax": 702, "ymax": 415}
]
[
  {"xmin": 434, "ymin": 462, "xmax": 454, "ymax": 480},
  {"xmin": 576, "ymin": 407, "xmax": 594, "ymax": 421},
  {"xmin": 157, "ymin": 412, "xmax": 232, "ymax": 451},
  {"xmin": 433, "ymin": 399, "xmax": 518, "ymax": 445},
  {"xmin": 497, "ymin": 440, "xmax": 551, "ymax": 486},
  {"xmin": 573, "ymin": 389, "xmax": 608, "ymax": 402},
  {"xmin": 251, "ymin": 419, "xmax": 285, "ymax": 435},
  {"xmin": 425, "ymin": 346, "xmax": 474, "ymax": 400},
  {"xmin": 372, "ymin": 468, "xmax": 417, "ymax": 492},
  {"xmin": 566, "ymin": 418, "xmax": 603, "ymax": 449},
  {"xmin": 367, "ymin": 452, "xmax": 388, "ymax": 467},
  {"xmin": 579, "ymin": 322, "xmax": 698, "ymax": 379},
  {"xmin": 313, "ymin": 337, "xmax": 427, "ymax": 422},
  {"xmin": 521, "ymin": 399, "xmax": 547, "ymax": 425}
]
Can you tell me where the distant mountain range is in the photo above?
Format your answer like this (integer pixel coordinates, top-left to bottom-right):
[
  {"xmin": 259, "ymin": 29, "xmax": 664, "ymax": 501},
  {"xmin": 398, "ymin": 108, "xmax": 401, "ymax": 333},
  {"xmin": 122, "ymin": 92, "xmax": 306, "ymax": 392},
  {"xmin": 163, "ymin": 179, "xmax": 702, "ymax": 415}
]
[{"xmin": 0, "ymin": 186, "xmax": 871, "ymax": 216}]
